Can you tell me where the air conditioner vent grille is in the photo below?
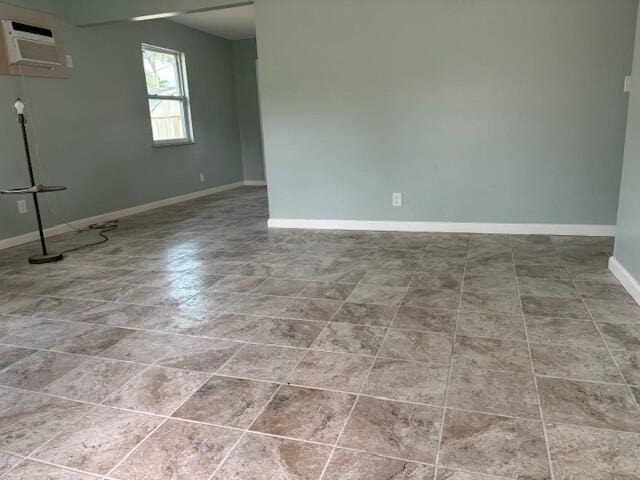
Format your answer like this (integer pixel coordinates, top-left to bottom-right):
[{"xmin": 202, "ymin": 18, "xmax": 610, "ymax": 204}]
[
  {"xmin": 11, "ymin": 21, "xmax": 53, "ymax": 37},
  {"xmin": 15, "ymin": 38, "xmax": 58, "ymax": 65}
]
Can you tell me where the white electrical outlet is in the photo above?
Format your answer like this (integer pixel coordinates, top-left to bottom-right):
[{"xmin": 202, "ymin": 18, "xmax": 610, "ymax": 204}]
[
  {"xmin": 17, "ymin": 200, "xmax": 28, "ymax": 214},
  {"xmin": 199, "ymin": 173, "xmax": 205, "ymax": 183},
  {"xmin": 624, "ymin": 76, "xmax": 632, "ymax": 93},
  {"xmin": 392, "ymin": 192, "xmax": 402, "ymax": 207},
  {"xmin": 65, "ymin": 55, "xmax": 73, "ymax": 68}
]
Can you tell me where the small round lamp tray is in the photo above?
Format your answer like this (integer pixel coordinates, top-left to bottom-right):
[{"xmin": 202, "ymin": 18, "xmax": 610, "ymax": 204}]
[
  {"xmin": 1, "ymin": 185, "xmax": 67, "ymax": 195},
  {"xmin": 28, "ymin": 252, "xmax": 64, "ymax": 264}
]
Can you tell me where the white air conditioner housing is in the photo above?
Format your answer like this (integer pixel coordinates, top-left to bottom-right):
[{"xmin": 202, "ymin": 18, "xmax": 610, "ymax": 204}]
[{"xmin": 1, "ymin": 19, "xmax": 60, "ymax": 67}]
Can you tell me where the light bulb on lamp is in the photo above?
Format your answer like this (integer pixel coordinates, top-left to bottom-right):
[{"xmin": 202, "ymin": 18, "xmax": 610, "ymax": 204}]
[{"xmin": 14, "ymin": 99, "xmax": 25, "ymax": 115}]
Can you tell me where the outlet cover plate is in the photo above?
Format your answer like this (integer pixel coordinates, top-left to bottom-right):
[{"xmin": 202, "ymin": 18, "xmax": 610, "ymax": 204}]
[{"xmin": 17, "ymin": 200, "xmax": 28, "ymax": 214}]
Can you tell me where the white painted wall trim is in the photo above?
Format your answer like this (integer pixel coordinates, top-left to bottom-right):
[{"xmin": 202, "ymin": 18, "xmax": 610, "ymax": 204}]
[
  {"xmin": 268, "ymin": 218, "xmax": 616, "ymax": 237},
  {"xmin": 0, "ymin": 181, "xmax": 260, "ymax": 251},
  {"xmin": 243, "ymin": 180, "xmax": 267, "ymax": 186},
  {"xmin": 609, "ymin": 257, "xmax": 640, "ymax": 306}
]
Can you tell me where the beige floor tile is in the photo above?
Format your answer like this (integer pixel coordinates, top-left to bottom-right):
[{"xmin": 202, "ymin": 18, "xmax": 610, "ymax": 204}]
[
  {"xmin": 391, "ymin": 306, "xmax": 457, "ymax": 334},
  {"xmin": 174, "ymin": 376, "xmax": 278, "ymax": 428},
  {"xmin": 530, "ymin": 344, "xmax": 623, "ymax": 382},
  {"xmin": 456, "ymin": 312, "xmax": 525, "ymax": 341},
  {"xmin": 363, "ymin": 358, "xmax": 448, "ymax": 405},
  {"xmin": 288, "ymin": 350, "xmax": 373, "ymax": 392},
  {"xmin": 521, "ymin": 296, "xmax": 590, "ymax": 319},
  {"xmin": 339, "ymin": 396, "xmax": 442, "ymax": 463},
  {"xmin": 311, "ymin": 323, "xmax": 386, "ymax": 355},
  {"xmin": 251, "ymin": 385, "xmax": 355, "ymax": 443},
  {"xmin": 460, "ymin": 292, "xmax": 521, "ymax": 315},
  {"xmin": 611, "ymin": 350, "xmax": 640, "ymax": 385},
  {"xmin": 113, "ymin": 419, "xmax": 241, "ymax": 480},
  {"xmin": 324, "ymin": 449, "xmax": 434, "ymax": 479},
  {"xmin": 0, "ymin": 351, "xmax": 85, "ymax": 391},
  {"xmin": 332, "ymin": 302, "xmax": 397, "ymax": 326},
  {"xmin": 0, "ymin": 346, "xmax": 34, "ymax": 370},
  {"xmin": 0, "ymin": 394, "xmax": 91, "ymax": 455},
  {"xmin": 447, "ymin": 368, "xmax": 539, "ymax": 418},
  {"xmin": 44, "ymin": 357, "xmax": 145, "ymax": 403},
  {"xmin": 156, "ymin": 337, "xmax": 243, "ymax": 372},
  {"xmin": 2, "ymin": 460, "xmax": 99, "ymax": 479},
  {"xmin": 547, "ymin": 423, "xmax": 640, "ymax": 480},
  {"xmin": 104, "ymin": 366, "xmax": 209, "ymax": 415},
  {"xmin": 34, "ymin": 406, "xmax": 161, "ymax": 475},
  {"xmin": 525, "ymin": 317, "xmax": 604, "ymax": 348},
  {"xmin": 403, "ymin": 288, "xmax": 461, "ymax": 310},
  {"xmin": 0, "ymin": 188, "xmax": 634, "ymax": 479},
  {"xmin": 212, "ymin": 433, "xmax": 330, "ymax": 480},
  {"xmin": 538, "ymin": 377, "xmax": 640, "ymax": 432},
  {"xmin": 217, "ymin": 344, "xmax": 305, "ymax": 381},
  {"xmin": 452, "ymin": 336, "xmax": 530, "ymax": 373},
  {"xmin": 0, "ymin": 386, "xmax": 27, "ymax": 412},
  {"xmin": 380, "ymin": 329, "xmax": 452, "ymax": 363},
  {"xmin": 439, "ymin": 410, "xmax": 549, "ymax": 479},
  {"xmin": 347, "ymin": 284, "xmax": 407, "ymax": 306}
]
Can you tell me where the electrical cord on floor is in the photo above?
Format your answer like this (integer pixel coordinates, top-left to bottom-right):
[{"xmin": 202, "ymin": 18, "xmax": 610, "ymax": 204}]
[{"xmin": 61, "ymin": 220, "xmax": 119, "ymax": 254}]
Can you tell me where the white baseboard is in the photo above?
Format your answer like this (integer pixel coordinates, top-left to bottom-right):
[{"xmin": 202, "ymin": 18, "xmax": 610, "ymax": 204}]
[
  {"xmin": 267, "ymin": 218, "xmax": 616, "ymax": 237},
  {"xmin": 0, "ymin": 181, "xmax": 260, "ymax": 251},
  {"xmin": 243, "ymin": 180, "xmax": 267, "ymax": 186},
  {"xmin": 609, "ymin": 257, "xmax": 640, "ymax": 306}
]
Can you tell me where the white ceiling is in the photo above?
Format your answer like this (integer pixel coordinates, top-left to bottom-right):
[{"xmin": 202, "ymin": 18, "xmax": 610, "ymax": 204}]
[{"xmin": 170, "ymin": 4, "xmax": 256, "ymax": 41}]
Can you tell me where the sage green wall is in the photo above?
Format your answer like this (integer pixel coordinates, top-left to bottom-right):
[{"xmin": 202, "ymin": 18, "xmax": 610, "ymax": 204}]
[
  {"xmin": 66, "ymin": 0, "xmax": 248, "ymax": 26},
  {"xmin": 1, "ymin": 7, "xmax": 244, "ymax": 240},
  {"xmin": 256, "ymin": 0, "xmax": 637, "ymax": 225},
  {"xmin": 615, "ymin": 6, "xmax": 640, "ymax": 282},
  {"xmin": 232, "ymin": 38, "xmax": 265, "ymax": 182},
  {"xmin": 7, "ymin": 0, "xmax": 65, "ymax": 16}
]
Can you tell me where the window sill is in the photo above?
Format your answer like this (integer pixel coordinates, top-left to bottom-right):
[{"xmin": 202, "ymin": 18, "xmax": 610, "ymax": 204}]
[{"xmin": 153, "ymin": 139, "xmax": 195, "ymax": 148}]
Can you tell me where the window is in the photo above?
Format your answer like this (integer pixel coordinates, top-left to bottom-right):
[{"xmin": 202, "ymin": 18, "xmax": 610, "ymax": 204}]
[{"xmin": 142, "ymin": 44, "xmax": 193, "ymax": 145}]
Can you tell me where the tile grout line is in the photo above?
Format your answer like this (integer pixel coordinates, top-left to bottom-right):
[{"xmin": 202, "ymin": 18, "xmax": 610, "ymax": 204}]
[
  {"xmin": 3, "ymin": 336, "xmax": 492, "ymax": 377},
  {"xmin": 2, "ymin": 397, "xmax": 637, "ymax": 479},
  {"xmin": 0, "ymin": 305, "xmax": 461, "ymax": 343},
  {"xmin": 15, "ymin": 399, "xmax": 105, "ymax": 472},
  {"xmin": 3, "ymin": 242, "xmax": 438, "ymax": 304},
  {"xmin": 515, "ymin": 242, "xmax": 556, "ymax": 480},
  {"xmin": 2, "ymin": 218, "xmax": 632, "ymax": 478},
  {"xmin": 568, "ymin": 277, "xmax": 640, "ymax": 409},
  {"xmin": 1, "ymin": 456, "xmax": 105, "ymax": 479},
  {"xmin": 1, "ymin": 291, "xmax": 634, "ymax": 388},
  {"xmin": 5, "ymin": 378, "xmax": 637, "ymax": 434},
  {"xmin": 4, "ymin": 296, "xmax": 636, "ymax": 379},
  {"xmin": 318, "ymin": 236, "xmax": 431, "ymax": 479},
  {"xmin": 190, "ymin": 231, "xmax": 353, "ymax": 471},
  {"xmin": 314, "ymin": 254, "xmax": 387, "ymax": 480},
  {"xmin": 0, "ymin": 436, "xmax": 535, "ymax": 479},
  {"xmin": 432, "ymin": 235, "xmax": 467, "ymax": 479},
  {"xmin": 205, "ymin": 339, "xmax": 314, "ymax": 480},
  {"xmin": 24, "ymin": 343, "xmax": 184, "ymax": 463},
  {"xmin": 98, "ymin": 310, "xmax": 291, "ymax": 479},
  {"xmin": 18, "ymin": 367, "xmax": 212, "ymax": 479},
  {"xmin": 3, "ymin": 328, "xmax": 247, "ymax": 479},
  {"xmin": 101, "ymin": 360, "xmax": 228, "ymax": 479}
]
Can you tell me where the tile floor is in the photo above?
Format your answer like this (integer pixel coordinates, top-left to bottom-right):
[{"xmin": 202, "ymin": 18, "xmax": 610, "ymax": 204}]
[{"xmin": 0, "ymin": 186, "xmax": 639, "ymax": 479}]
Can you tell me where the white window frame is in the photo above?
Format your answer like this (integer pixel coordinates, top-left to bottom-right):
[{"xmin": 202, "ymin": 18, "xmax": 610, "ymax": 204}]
[{"xmin": 142, "ymin": 43, "xmax": 194, "ymax": 146}]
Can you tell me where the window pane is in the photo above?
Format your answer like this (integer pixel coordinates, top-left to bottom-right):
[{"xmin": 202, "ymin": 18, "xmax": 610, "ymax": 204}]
[
  {"xmin": 149, "ymin": 99, "xmax": 186, "ymax": 142},
  {"xmin": 143, "ymin": 48, "xmax": 181, "ymax": 96}
]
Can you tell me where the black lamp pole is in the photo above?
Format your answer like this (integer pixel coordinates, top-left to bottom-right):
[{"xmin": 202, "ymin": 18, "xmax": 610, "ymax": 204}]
[
  {"xmin": 16, "ymin": 101, "xmax": 49, "ymax": 257},
  {"xmin": 11, "ymin": 99, "xmax": 64, "ymax": 264}
]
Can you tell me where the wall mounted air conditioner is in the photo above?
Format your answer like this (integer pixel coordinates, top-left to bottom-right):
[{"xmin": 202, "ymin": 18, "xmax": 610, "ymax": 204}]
[{"xmin": 1, "ymin": 20, "xmax": 60, "ymax": 68}]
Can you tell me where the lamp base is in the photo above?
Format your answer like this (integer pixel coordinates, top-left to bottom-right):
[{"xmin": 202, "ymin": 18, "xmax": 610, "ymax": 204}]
[{"xmin": 28, "ymin": 252, "xmax": 64, "ymax": 264}]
